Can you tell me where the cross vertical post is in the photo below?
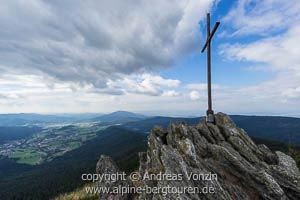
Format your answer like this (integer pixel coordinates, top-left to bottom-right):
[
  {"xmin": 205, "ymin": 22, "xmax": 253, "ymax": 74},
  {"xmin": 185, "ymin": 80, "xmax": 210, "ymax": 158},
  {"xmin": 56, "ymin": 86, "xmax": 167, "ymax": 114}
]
[
  {"xmin": 207, "ymin": 13, "xmax": 213, "ymax": 122},
  {"xmin": 201, "ymin": 13, "xmax": 220, "ymax": 123}
]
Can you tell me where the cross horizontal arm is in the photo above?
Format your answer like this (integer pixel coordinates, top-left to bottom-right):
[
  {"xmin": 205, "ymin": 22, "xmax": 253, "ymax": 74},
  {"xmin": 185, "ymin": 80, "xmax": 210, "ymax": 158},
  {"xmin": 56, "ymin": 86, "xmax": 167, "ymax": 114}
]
[{"xmin": 201, "ymin": 22, "xmax": 220, "ymax": 53}]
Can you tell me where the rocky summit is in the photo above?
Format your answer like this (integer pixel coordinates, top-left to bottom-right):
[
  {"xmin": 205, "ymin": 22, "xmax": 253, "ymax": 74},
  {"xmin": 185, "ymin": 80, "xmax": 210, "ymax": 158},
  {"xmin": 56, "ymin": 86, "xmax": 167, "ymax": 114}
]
[{"xmin": 96, "ymin": 113, "xmax": 300, "ymax": 200}]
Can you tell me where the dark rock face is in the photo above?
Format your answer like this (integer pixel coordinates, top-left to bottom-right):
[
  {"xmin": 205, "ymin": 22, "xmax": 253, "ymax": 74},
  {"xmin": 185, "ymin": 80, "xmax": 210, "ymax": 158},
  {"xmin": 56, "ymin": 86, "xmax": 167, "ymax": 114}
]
[{"xmin": 97, "ymin": 113, "xmax": 300, "ymax": 200}]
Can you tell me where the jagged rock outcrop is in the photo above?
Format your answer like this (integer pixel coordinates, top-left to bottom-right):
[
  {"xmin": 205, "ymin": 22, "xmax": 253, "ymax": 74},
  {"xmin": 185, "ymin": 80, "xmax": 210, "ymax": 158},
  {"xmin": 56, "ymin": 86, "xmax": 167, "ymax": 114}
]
[
  {"xmin": 96, "ymin": 113, "xmax": 300, "ymax": 200},
  {"xmin": 96, "ymin": 155, "xmax": 132, "ymax": 200}
]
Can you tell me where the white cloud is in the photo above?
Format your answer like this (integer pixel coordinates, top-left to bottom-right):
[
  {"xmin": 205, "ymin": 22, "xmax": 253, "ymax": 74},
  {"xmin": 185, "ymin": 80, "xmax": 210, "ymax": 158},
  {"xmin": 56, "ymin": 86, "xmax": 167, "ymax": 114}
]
[
  {"xmin": 222, "ymin": 0, "xmax": 300, "ymax": 36},
  {"xmin": 186, "ymin": 83, "xmax": 221, "ymax": 90},
  {"xmin": 219, "ymin": 27, "xmax": 300, "ymax": 104},
  {"xmin": 282, "ymin": 87, "xmax": 300, "ymax": 99},
  {"xmin": 190, "ymin": 90, "xmax": 201, "ymax": 101},
  {"xmin": 217, "ymin": 0, "xmax": 300, "ymax": 115},
  {"xmin": 162, "ymin": 90, "xmax": 180, "ymax": 97},
  {"xmin": 220, "ymin": 26, "xmax": 300, "ymax": 72},
  {"xmin": 0, "ymin": 73, "xmax": 200, "ymax": 115},
  {"xmin": 140, "ymin": 74, "xmax": 180, "ymax": 88},
  {"xmin": 106, "ymin": 73, "xmax": 180, "ymax": 96}
]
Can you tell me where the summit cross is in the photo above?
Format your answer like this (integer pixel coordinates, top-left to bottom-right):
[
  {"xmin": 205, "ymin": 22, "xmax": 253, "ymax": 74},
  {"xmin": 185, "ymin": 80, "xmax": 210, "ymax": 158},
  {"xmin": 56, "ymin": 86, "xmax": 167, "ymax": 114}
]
[{"xmin": 201, "ymin": 13, "xmax": 220, "ymax": 123}]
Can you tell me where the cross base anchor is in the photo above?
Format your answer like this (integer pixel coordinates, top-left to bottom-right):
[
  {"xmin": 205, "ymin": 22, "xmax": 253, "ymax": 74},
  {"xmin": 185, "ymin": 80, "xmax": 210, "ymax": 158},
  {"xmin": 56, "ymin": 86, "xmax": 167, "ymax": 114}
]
[{"xmin": 206, "ymin": 110, "xmax": 215, "ymax": 123}]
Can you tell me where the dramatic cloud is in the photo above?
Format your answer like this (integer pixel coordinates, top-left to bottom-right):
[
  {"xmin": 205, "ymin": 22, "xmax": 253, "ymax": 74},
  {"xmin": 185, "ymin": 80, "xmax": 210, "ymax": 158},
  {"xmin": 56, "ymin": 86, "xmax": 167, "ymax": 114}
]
[{"xmin": 0, "ymin": 0, "xmax": 214, "ymax": 89}]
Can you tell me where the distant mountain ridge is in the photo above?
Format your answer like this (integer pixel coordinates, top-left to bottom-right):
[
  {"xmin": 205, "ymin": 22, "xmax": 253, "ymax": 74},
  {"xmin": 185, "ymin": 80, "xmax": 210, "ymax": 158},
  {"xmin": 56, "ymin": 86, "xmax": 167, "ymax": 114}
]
[
  {"xmin": 0, "ymin": 111, "xmax": 148, "ymax": 126},
  {"xmin": 123, "ymin": 115, "xmax": 300, "ymax": 144},
  {"xmin": 92, "ymin": 111, "xmax": 148, "ymax": 124},
  {"xmin": 231, "ymin": 115, "xmax": 300, "ymax": 144},
  {"xmin": 0, "ymin": 113, "xmax": 102, "ymax": 126},
  {"xmin": 0, "ymin": 111, "xmax": 300, "ymax": 143}
]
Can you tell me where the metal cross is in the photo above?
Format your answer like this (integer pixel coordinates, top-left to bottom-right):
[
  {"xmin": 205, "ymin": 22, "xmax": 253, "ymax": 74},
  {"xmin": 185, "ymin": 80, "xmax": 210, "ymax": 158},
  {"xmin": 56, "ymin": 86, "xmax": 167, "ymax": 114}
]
[{"xmin": 201, "ymin": 13, "xmax": 220, "ymax": 123}]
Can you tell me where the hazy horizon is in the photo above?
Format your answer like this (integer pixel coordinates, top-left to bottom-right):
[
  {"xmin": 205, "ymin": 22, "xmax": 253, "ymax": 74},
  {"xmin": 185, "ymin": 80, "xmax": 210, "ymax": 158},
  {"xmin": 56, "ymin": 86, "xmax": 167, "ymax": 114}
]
[{"xmin": 0, "ymin": 110, "xmax": 300, "ymax": 118}]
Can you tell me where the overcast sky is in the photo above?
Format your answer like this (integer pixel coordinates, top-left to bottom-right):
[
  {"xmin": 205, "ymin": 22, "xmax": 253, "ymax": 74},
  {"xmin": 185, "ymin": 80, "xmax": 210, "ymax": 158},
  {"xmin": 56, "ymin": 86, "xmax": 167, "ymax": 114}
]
[{"xmin": 0, "ymin": 0, "xmax": 299, "ymax": 116}]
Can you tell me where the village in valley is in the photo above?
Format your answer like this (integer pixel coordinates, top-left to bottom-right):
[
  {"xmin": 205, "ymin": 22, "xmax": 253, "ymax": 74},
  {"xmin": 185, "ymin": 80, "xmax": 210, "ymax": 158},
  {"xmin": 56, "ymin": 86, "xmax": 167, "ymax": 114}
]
[{"xmin": 0, "ymin": 123, "xmax": 106, "ymax": 165}]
